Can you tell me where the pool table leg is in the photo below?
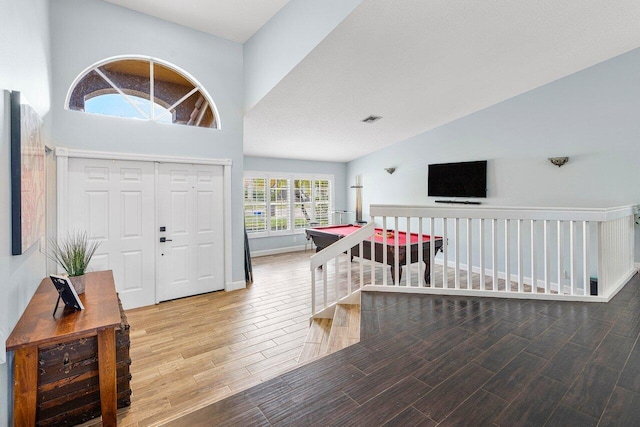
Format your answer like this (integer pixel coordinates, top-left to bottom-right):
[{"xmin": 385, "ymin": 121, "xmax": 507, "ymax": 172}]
[
  {"xmin": 390, "ymin": 266, "xmax": 403, "ymax": 285},
  {"xmin": 424, "ymin": 259, "xmax": 431, "ymax": 284}
]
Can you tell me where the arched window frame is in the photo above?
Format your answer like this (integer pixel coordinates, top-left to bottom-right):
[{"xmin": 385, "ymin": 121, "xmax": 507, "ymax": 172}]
[{"xmin": 65, "ymin": 55, "xmax": 221, "ymax": 129}]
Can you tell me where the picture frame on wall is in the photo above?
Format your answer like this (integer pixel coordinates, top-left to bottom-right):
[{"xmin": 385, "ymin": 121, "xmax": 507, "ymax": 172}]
[{"xmin": 10, "ymin": 90, "xmax": 46, "ymax": 255}]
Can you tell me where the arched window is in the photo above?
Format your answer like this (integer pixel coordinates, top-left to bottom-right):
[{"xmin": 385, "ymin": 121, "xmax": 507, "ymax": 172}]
[{"xmin": 66, "ymin": 56, "xmax": 220, "ymax": 128}]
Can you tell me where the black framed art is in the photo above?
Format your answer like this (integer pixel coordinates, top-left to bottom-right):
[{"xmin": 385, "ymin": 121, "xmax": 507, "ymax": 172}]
[{"xmin": 10, "ymin": 90, "xmax": 46, "ymax": 255}]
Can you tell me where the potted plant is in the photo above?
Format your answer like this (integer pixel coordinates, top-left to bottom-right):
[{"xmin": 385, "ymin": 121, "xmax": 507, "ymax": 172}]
[{"xmin": 46, "ymin": 231, "xmax": 101, "ymax": 294}]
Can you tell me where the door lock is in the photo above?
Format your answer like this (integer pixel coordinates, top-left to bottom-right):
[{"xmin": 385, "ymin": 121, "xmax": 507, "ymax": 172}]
[{"xmin": 160, "ymin": 237, "xmax": 173, "ymax": 243}]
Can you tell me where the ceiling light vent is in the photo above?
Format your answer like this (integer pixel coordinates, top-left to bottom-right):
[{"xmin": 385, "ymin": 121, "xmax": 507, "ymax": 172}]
[{"xmin": 361, "ymin": 115, "xmax": 382, "ymax": 123}]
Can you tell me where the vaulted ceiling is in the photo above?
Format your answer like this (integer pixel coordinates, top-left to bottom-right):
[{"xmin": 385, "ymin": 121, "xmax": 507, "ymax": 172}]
[{"xmin": 105, "ymin": 0, "xmax": 640, "ymax": 162}]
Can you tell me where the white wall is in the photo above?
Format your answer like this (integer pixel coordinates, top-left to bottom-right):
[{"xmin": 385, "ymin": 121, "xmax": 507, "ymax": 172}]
[
  {"xmin": 347, "ymin": 47, "xmax": 640, "ymax": 261},
  {"xmin": 243, "ymin": 0, "xmax": 362, "ymax": 112},
  {"xmin": 244, "ymin": 156, "xmax": 347, "ymax": 254},
  {"xmin": 49, "ymin": 0, "xmax": 246, "ymax": 285},
  {"xmin": 0, "ymin": 1, "xmax": 52, "ymax": 424}
]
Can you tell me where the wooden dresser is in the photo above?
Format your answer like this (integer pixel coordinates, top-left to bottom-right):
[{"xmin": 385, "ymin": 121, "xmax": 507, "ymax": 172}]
[{"xmin": 7, "ymin": 271, "xmax": 123, "ymax": 427}]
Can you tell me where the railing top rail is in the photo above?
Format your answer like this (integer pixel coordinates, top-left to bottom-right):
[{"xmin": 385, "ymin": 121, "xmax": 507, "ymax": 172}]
[
  {"xmin": 309, "ymin": 222, "xmax": 375, "ymax": 270},
  {"xmin": 370, "ymin": 204, "xmax": 637, "ymax": 222}
]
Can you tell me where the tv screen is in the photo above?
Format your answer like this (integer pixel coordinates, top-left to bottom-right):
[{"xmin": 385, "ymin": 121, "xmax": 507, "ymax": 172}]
[{"xmin": 428, "ymin": 160, "xmax": 487, "ymax": 198}]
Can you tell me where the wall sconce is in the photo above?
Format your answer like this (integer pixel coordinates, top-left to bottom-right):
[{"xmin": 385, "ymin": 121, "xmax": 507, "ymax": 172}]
[
  {"xmin": 384, "ymin": 167, "xmax": 396, "ymax": 174},
  {"xmin": 548, "ymin": 157, "xmax": 569, "ymax": 167}
]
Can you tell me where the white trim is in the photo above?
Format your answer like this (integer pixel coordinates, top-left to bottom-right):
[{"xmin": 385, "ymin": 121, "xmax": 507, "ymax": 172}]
[
  {"xmin": 370, "ymin": 204, "xmax": 636, "ymax": 222},
  {"xmin": 64, "ymin": 54, "xmax": 222, "ymax": 129},
  {"xmin": 153, "ymin": 163, "xmax": 160, "ymax": 304},
  {"xmin": 252, "ymin": 245, "xmax": 309, "ymax": 258},
  {"xmin": 56, "ymin": 152, "xmax": 69, "ymax": 241},
  {"xmin": 224, "ymin": 164, "xmax": 233, "ymax": 290},
  {"xmin": 225, "ymin": 280, "xmax": 246, "ymax": 292},
  {"xmin": 362, "ymin": 285, "xmax": 608, "ymax": 302},
  {"xmin": 55, "ymin": 147, "xmax": 231, "ymax": 166},
  {"xmin": 56, "ymin": 148, "xmax": 235, "ymax": 301}
]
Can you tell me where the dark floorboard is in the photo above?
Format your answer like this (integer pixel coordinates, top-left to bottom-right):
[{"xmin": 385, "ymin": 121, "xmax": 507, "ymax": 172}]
[{"xmin": 168, "ymin": 274, "xmax": 640, "ymax": 426}]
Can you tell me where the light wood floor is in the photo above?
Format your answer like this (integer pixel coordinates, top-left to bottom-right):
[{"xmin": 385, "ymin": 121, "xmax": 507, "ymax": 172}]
[{"xmin": 93, "ymin": 250, "xmax": 316, "ymax": 426}]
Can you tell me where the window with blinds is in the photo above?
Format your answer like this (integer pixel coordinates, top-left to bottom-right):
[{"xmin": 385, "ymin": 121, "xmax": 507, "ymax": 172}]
[
  {"xmin": 314, "ymin": 179, "xmax": 331, "ymax": 226},
  {"xmin": 244, "ymin": 177, "xmax": 267, "ymax": 233},
  {"xmin": 244, "ymin": 173, "xmax": 334, "ymax": 236},
  {"xmin": 270, "ymin": 178, "xmax": 290, "ymax": 231},
  {"xmin": 294, "ymin": 179, "xmax": 312, "ymax": 229}
]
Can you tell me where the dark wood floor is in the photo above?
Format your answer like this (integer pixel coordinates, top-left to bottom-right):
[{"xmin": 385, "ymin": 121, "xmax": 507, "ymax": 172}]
[{"xmin": 168, "ymin": 273, "xmax": 640, "ymax": 426}]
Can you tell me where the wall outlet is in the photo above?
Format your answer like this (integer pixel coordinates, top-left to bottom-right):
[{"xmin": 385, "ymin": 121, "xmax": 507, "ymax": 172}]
[{"xmin": 563, "ymin": 270, "xmax": 569, "ymax": 279}]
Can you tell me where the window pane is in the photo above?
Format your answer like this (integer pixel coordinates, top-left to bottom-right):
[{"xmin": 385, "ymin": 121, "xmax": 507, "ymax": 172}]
[
  {"xmin": 315, "ymin": 180, "xmax": 332, "ymax": 225},
  {"xmin": 244, "ymin": 177, "xmax": 267, "ymax": 233},
  {"xmin": 68, "ymin": 69, "xmax": 109, "ymax": 111},
  {"xmin": 154, "ymin": 62, "xmax": 195, "ymax": 125},
  {"xmin": 98, "ymin": 60, "xmax": 151, "ymax": 95},
  {"xmin": 84, "ymin": 93, "xmax": 169, "ymax": 120},
  {"xmin": 169, "ymin": 90, "xmax": 215, "ymax": 128},
  {"xmin": 270, "ymin": 178, "xmax": 290, "ymax": 231},
  {"xmin": 294, "ymin": 179, "xmax": 312, "ymax": 229}
]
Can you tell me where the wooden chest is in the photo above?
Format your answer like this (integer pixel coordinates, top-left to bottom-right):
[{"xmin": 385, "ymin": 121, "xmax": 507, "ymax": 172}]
[{"xmin": 35, "ymin": 297, "xmax": 132, "ymax": 426}]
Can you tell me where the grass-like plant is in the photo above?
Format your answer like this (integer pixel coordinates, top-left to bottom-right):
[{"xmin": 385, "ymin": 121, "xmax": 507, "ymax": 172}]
[{"xmin": 47, "ymin": 231, "xmax": 101, "ymax": 277}]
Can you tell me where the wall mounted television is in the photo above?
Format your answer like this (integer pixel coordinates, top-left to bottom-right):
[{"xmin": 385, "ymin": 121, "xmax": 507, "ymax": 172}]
[{"xmin": 428, "ymin": 160, "xmax": 487, "ymax": 198}]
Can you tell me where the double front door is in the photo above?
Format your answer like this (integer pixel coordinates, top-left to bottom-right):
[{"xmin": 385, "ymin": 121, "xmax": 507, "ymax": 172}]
[{"xmin": 67, "ymin": 158, "xmax": 224, "ymax": 309}]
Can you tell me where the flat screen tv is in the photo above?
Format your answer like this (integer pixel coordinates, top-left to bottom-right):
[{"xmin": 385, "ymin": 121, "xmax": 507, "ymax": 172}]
[{"xmin": 428, "ymin": 160, "xmax": 487, "ymax": 198}]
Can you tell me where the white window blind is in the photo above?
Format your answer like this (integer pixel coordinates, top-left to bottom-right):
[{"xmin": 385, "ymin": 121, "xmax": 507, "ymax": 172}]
[
  {"xmin": 294, "ymin": 179, "xmax": 313, "ymax": 229},
  {"xmin": 270, "ymin": 178, "xmax": 290, "ymax": 232},
  {"xmin": 244, "ymin": 177, "xmax": 267, "ymax": 233},
  {"xmin": 314, "ymin": 179, "xmax": 331, "ymax": 226},
  {"xmin": 244, "ymin": 173, "xmax": 334, "ymax": 236}
]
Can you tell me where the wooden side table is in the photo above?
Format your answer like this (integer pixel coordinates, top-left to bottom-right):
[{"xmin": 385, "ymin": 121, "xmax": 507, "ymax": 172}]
[{"xmin": 6, "ymin": 271, "xmax": 122, "ymax": 427}]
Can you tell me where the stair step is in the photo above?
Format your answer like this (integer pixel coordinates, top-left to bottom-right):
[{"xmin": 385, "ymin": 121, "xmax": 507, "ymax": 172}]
[
  {"xmin": 326, "ymin": 304, "xmax": 360, "ymax": 355},
  {"xmin": 298, "ymin": 317, "xmax": 332, "ymax": 364}
]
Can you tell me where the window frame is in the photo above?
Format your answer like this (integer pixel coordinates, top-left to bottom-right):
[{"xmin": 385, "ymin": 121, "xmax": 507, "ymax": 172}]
[
  {"xmin": 64, "ymin": 54, "xmax": 221, "ymax": 129},
  {"xmin": 244, "ymin": 172, "xmax": 334, "ymax": 238}
]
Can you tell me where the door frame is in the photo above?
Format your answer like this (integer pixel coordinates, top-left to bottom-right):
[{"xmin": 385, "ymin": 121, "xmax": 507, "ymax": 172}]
[{"xmin": 56, "ymin": 147, "xmax": 233, "ymax": 304}]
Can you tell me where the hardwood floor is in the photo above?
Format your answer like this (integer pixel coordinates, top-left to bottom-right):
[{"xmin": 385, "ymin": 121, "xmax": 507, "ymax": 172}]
[
  {"xmin": 169, "ymin": 271, "xmax": 640, "ymax": 426},
  {"xmin": 82, "ymin": 249, "xmax": 640, "ymax": 426},
  {"xmin": 91, "ymin": 250, "xmax": 317, "ymax": 426}
]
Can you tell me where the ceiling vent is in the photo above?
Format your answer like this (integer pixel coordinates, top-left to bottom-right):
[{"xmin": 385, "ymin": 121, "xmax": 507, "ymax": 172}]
[{"xmin": 361, "ymin": 115, "xmax": 382, "ymax": 123}]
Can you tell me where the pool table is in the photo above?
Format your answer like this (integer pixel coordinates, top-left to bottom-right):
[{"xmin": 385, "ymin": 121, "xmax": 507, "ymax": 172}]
[{"xmin": 305, "ymin": 224, "xmax": 444, "ymax": 284}]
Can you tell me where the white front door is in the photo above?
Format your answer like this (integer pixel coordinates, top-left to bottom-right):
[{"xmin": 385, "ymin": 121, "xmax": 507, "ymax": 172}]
[
  {"xmin": 67, "ymin": 158, "xmax": 156, "ymax": 308},
  {"xmin": 157, "ymin": 163, "xmax": 224, "ymax": 301}
]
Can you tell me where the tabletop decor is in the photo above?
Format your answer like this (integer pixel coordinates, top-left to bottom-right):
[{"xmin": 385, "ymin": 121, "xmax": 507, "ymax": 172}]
[{"xmin": 46, "ymin": 231, "xmax": 101, "ymax": 294}]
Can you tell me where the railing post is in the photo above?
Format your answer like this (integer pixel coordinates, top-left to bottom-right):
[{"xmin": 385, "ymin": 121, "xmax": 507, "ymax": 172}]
[
  {"xmin": 382, "ymin": 216, "xmax": 388, "ymax": 287},
  {"xmin": 479, "ymin": 219, "xmax": 485, "ymax": 290},
  {"xmin": 406, "ymin": 217, "xmax": 411, "ymax": 287},
  {"xmin": 543, "ymin": 220, "xmax": 549, "ymax": 294},
  {"xmin": 429, "ymin": 217, "xmax": 435, "ymax": 286},
  {"xmin": 530, "ymin": 220, "xmax": 536, "ymax": 293},
  {"xmin": 505, "ymin": 219, "xmax": 511, "ymax": 292},
  {"xmin": 454, "ymin": 217, "xmax": 460, "ymax": 289},
  {"xmin": 467, "ymin": 218, "xmax": 472, "ymax": 289}
]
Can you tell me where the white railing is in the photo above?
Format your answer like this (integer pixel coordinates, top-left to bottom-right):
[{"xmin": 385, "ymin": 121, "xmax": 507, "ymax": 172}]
[{"xmin": 309, "ymin": 205, "xmax": 637, "ymax": 316}]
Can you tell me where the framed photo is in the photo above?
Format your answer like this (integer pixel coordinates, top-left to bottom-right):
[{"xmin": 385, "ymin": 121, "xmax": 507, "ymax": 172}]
[
  {"xmin": 10, "ymin": 90, "xmax": 46, "ymax": 255},
  {"xmin": 50, "ymin": 274, "xmax": 85, "ymax": 312}
]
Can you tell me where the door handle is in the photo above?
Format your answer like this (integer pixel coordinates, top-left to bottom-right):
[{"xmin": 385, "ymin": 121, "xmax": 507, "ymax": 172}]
[{"xmin": 160, "ymin": 237, "xmax": 173, "ymax": 243}]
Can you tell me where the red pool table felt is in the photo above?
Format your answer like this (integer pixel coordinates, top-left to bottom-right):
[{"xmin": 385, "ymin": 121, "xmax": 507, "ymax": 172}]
[{"xmin": 314, "ymin": 225, "xmax": 439, "ymax": 244}]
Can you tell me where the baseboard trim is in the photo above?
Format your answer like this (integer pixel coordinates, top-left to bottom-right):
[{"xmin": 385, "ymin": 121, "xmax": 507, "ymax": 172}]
[
  {"xmin": 225, "ymin": 280, "xmax": 246, "ymax": 292},
  {"xmin": 252, "ymin": 245, "xmax": 310, "ymax": 258}
]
